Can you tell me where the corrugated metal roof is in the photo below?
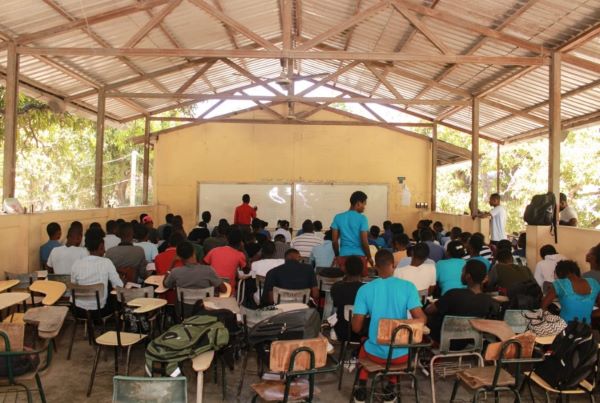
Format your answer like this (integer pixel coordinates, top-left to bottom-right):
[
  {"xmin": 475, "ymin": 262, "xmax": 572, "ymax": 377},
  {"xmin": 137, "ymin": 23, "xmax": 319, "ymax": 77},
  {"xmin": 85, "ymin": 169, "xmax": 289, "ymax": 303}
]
[{"xmin": 0, "ymin": 0, "xmax": 599, "ymax": 141}]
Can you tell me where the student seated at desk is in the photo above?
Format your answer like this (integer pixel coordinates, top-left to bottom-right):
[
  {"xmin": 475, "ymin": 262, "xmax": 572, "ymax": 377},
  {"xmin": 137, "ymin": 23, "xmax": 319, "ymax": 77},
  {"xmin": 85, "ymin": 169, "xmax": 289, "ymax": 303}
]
[
  {"xmin": 310, "ymin": 230, "xmax": 335, "ymax": 268},
  {"xmin": 203, "ymin": 227, "xmax": 247, "ymax": 292},
  {"xmin": 392, "ymin": 233, "xmax": 409, "ymax": 267},
  {"xmin": 155, "ymin": 232, "xmax": 186, "ymax": 304},
  {"xmin": 291, "ymin": 220, "xmax": 323, "ymax": 258},
  {"xmin": 71, "ymin": 228, "xmax": 123, "ymax": 317},
  {"xmin": 351, "ymin": 249, "xmax": 426, "ymax": 403},
  {"xmin": 534, "ymin": 244, "xmax": 566, "ymax": 290},
  {"xmin": 435, "ymin": 241, "xmax": 467, "ymax": 296},
  {"xmin": 331, "ymin": 256, "xmax": 364, "ymax": 341},
  {"xmin": 133, "ymin": 224, "xmax": 159, "ymax": 263},
  {"xmin": 487, "ymin": 248, "xmax": 533, "ymax": 291},
  {"xmin": 367, "ymin": 225, "xmax": 386, "ymax": 248},
  {"xmin": 40, "ymin": 222, "xmax": 62, "ymax": 270},
  {"xmin": 105, "ymin": 222, "xmax": 147, "ymax": 281},
  {"xmin": 262, "ymin": 249, "xmax": 318, "ymax": 305},
  {"xmin": 542, "ymin": 260, "xmax": 600, "ymax": 324},
  {"xmin": 426, "ymin": 260, "xmax": 499, "ymax": 345},
  {"xmin": 465, "ymin": 234, "xmax": 491, "ymax": 272},
  {"xmin": 583, "ymin": 243, "xmax": 600, "ymax": 284},
  {"xmin": 393, "ymin": 243, "xmax": 436, "ymax": 296}
]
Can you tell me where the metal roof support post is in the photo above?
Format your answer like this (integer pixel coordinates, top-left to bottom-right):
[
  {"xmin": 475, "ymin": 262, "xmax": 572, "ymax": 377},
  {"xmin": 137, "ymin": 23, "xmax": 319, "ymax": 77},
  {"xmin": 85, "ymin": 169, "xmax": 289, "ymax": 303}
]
[
  {"xmin": 3, "ymin": 42, "xmax": 19, "ymax": 199},
  {"xmin": 548, "ymin": 52, "xmax": 561, "ymax": 196},
  {"xmin": 431, "ymin": 123, "xmax": 438, "ymax": 212},
  {"xmin": 142, "ymin": 117, "xmax": 150, "ymax": 205},
  {"xmin": 470, "ymin": 97, "xmax": 480, "ymax": 216},
  {"xmin": 94, "ymin": 87, "xmax": 105, "ymax": 208}
]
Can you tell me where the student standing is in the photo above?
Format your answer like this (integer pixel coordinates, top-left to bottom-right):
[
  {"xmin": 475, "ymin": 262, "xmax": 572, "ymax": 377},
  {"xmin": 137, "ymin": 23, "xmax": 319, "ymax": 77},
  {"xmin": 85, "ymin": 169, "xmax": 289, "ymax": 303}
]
[
  {"xmin": 234, "ymin": 194, "xmax": 257, "ymax": 228},
  {"xmin": 475, "ymin": 193, "xmax": 507, "ymax": 244}
]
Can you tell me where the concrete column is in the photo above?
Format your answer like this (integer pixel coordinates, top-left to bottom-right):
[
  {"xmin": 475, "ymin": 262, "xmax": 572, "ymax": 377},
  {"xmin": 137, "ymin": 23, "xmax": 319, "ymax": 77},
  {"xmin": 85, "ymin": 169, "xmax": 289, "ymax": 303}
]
[
  {"xmin": 496, "ymin": 143, "xmax": 501, "ymax": 194},
  {"xmin": 142, "ymin": 117, "xmax": 150, "ymax": 204},
  {"xmin": 548, "ymin": 52, "xmax": 561, "ymax": 196},
  {"xmin": 470, "ymin": 97, "xmax": 480, "ymax": 215},
  {"xmin": 94, "ymin": 87, "xmax": 105, "ymax": 208},
  {"xmin": 3, "ymin": 42, "xmax": 19, "ymax": 199},
  {"xmin": 431, "ymin": 123, "xmax": 438, "ymax": 212}
]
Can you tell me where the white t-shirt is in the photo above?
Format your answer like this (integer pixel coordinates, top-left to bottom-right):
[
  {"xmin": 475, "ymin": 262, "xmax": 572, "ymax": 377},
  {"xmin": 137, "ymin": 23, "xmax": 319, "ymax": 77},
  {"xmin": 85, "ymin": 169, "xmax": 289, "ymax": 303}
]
[
  {"xmin": 71, "ymin": 255, "xmax": 123, "ymax": 310},
  {"xmin": 559, "ymin": 206, "xmax": 577, "ymax": 223},
  {"xmin": 134, "ymin": 241, "xmax": 159, "ymax": 262},
  {"xmin": 393, "ymin": 263, "xmax": 436, "ymax": 292},
  {"xmin": 489, "ymin": 205, "xmax": 508, "ymax": 242},
  {"xmin": 104, "ymin": 234, "xmax": 121, "ymax": 251},
  {"xmin": 534, "ymin": 254, "xmax": 566, "ymax": 287},
  {"xmin": 273, "ymin": 228, "xmax": 292, "ymax": 243},
  {"xmin": 47, "ymin": 245, "xmax": 89, "ymax": 275},
  {"xmin": 290, "ymin": 233, "xmax": 323, "ymax": 257},
  {"xmin": 251, "ymin": 258, "xmax": 285, "ymax": 278}
]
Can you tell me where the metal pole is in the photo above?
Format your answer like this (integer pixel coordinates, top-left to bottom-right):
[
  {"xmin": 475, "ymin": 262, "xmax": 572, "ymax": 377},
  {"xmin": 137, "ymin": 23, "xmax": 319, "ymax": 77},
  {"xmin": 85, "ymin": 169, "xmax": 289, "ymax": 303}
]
[
  {"xmin": 470, "ymin": 97, "xmax": 480, "ymax": 215},
  {"xmin": 3, "ymin": 42, "xmax": 19, "ymax": 199},
  {"xmin": 94, "ymin": 87, "xmax": 105, "ymax": 208}
]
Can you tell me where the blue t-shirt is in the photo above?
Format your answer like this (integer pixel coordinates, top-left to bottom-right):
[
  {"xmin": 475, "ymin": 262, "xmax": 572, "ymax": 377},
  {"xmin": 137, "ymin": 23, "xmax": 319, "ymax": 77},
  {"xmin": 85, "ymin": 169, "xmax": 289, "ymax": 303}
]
[
  {"xmin": 468, "ymin": 256, "xmax": 491, "ymax": 271},
  {"xmin": 353, "ymin": 277, "xmax": 421, "ymax": 359},
  {"xmin": 368, "ymin": 237, "xmax": 386, "ymax": 248},
  {"xmin": 436, "ymin": 258, "xmax": 467, "ymax": 295},
  {"xmin": 40, "ymin": 240, "xmax": 62, "ymax": 264},
  {"xmin": 554, "ymin": 278, "xmax": 600, "ymax": 323},
  {"xmin": 331, "ymin": 210, "xmax": 369, "ymax": 256}
]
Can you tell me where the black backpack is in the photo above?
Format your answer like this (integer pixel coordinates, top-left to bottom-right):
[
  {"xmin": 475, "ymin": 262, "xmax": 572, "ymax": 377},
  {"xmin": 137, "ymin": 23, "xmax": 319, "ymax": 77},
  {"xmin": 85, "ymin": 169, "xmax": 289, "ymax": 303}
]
[
  {"xmin": 506, "ymin": 280, "xmax": 542, "ymax": 310},
  {"xmin": 535, "ymin": 320, "xmax": 598, "ymax": 390},
  {"xmin": 523, "ymin": 192, "xmax": 558, "ymax": 242},
  {"xmin": 247, "ymin": 308, "xmax": 321, "ymax": 346}
]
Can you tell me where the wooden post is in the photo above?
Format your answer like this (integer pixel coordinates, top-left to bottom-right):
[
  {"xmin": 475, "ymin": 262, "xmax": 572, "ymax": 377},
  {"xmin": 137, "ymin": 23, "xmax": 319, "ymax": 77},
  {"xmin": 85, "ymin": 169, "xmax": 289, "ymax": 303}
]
[
  {"xmin": 496, "ymin": 143, "xmax": 501, "ymax": 194},
  {"xmin": 548, "ymin": 52, "xmax": 561, "ymax": 196},
  {"xmin": 470, "ymin": 97, "xmax": 480, "ymax": 215},
  {"xmin": 431, "ymin": 123, "xmax": 438, "ymax": 212},
  {"xmin": 3, "ymin": 42, "xmax": 19, "ymax": 199},
  {"xmin": 142, "ymin": 117, "xmax": 150, "ymax": 205},
  {"xmin": 94, "ymin": 87, "xmax": 105, "ymax": 208}
]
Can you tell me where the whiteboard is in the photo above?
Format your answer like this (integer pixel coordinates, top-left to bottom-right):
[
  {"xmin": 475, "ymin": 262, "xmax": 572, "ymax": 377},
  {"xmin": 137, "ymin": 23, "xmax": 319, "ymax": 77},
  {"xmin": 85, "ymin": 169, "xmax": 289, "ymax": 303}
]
[
  {"xmin": 293, "ymin": 183, "xmax": 388, "ymax": 230},
  {"xmin": 198, "ymin": 183, "xmax": 292, "ymax": 228}
]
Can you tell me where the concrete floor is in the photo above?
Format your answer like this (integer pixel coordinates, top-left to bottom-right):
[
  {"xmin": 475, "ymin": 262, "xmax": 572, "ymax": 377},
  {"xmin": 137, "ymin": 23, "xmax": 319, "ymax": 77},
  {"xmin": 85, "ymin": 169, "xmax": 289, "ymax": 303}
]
[{"xmin": 4, "ymin": 322, "xmax": 595, "ymax": 403}]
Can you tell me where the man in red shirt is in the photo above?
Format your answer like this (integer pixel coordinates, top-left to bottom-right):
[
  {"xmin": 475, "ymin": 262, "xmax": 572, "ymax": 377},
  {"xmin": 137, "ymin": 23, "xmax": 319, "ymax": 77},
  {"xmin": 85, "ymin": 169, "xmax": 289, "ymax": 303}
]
[
  {"xmin": 154, "ymin": 232, "xmax": 186, "ymax": 304},
  {"xmin": 234, "ymin": 194, "xmax": 257, "ymax": 226},
  {"xmin": 204, "ymin": 227, "xmax": 247, "ymax": 292}
]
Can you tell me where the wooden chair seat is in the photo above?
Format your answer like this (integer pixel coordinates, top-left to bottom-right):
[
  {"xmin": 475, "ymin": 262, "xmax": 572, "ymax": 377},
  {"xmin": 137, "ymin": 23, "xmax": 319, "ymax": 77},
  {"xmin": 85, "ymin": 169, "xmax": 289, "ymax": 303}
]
[
  {"xmin": 95, "ymin": 331, "xmax": 146, "ymax": 347},
  {"xmin": 358, "ymin": 356, "xmax": 408, "ymax": 373},
  {"xmin": 192, "ymin": 350, "xmax": 214, "ymax": 372},
  {"xmin": 29, "ymin": 280, "xmax": 67, "ymax": 305},
  {"xmin": 251, "ymin": 378, "xmax": 320, "ymax": 401},
  {"xmin": 457, "ymin": 366, "xmax": 515, "ymax": 389},
  {"xmin": 527, "ymin": 372, "xmax": 594, "ymax": 394}
]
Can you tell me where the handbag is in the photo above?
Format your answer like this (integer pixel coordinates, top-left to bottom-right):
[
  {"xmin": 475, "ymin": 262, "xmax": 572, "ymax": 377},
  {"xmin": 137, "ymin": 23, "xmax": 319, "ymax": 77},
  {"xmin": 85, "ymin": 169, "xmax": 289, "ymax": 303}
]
[{"xmin": 523, "ymin": 310, "xmax": 567, "ymax": 337}]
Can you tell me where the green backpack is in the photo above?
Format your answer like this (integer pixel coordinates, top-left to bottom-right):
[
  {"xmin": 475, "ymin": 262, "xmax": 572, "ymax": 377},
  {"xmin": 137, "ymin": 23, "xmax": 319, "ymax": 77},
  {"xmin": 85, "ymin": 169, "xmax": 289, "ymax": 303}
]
[{"xmin": 145, "ymin": 315, "xmax": 229, "ymax": 376}]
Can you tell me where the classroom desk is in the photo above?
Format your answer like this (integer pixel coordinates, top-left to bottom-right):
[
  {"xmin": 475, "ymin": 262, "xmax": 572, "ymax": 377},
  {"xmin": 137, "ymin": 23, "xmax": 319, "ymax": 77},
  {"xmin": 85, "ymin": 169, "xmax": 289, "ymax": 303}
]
[
  {"xmin": 275, "ymin": 303, "xmax": 309, "ymax": 312},
  {"xmin": 0, "ymin": 292, "xmax": 30, "ymax": 310},
  {"xmin": 29, "ymin": 280, "xmax": 67, "ymax": 305},
  {"xmin": 144, "ymin": 275, "xmax": 168, "ymax": 293},
  {"xmin": 535, "ymin": 335, "xmax": 556, "ymax": 346},
  {"xmin": 0, "ymin": 280, "xmax": 20, "ymax": 293},
  {"xmin": 127, "ymin": 297, "xmax": 167, "ymax": 314},
  {"xmin": 23, "ymin": 306, "xmax": 69, "ymax": 339},
  {"xmin": 203, "ymin": 297, "xmax": 240, "ymax": 314}
]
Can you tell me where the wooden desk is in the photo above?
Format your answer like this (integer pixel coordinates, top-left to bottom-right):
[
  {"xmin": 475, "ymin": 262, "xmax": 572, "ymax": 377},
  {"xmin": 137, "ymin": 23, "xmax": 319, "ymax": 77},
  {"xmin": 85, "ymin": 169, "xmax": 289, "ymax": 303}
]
[
  {"xmin": 0, "ymin": 292, "xmax": 30, "ymax": 310},
  {"xmin": 535, "ymin": 335, "xmax": 555, "ymax": 346},
  {"xmin": 193, "ymin": 350, "xmax": 215, "ymax": 403},
  {"xmin": 144, "ymin": 275, "xmax": 168, "ymax": 294},
  {"xmin": 0, "ymin": 280, "xmax": 20, "ymax": 293},
  {"xmin": 29, "ymin": 280, "xmax": 66, "ymax": 305},
  {"xmin": 275, "ymin": 303, "xmax": 309, "ymax": 312},
  {"xmin": 127, "ymin": 297, "xmax": 167, "ymax": 314},
  {"xmin": 203, "ymin": 297, "xmax": 240, "ymax": 314},
  {"xmin": 23, "ymin": 306, "xmax": 69, "ymax": 339}
]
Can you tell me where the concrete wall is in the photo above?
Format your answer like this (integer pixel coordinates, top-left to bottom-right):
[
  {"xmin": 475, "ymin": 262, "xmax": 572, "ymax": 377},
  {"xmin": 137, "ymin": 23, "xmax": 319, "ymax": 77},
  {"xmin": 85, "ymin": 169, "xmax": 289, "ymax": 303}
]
[
  {"xmin": 154, "ymin": 109, "xmax": 433, "ymax": 232},
  {"xmin": 526, "ymin": 225, "xmax": 600, "ymax": 272},
  {"xmin": 0, "ymin": 205, "xmax": 158, "ymax": 276}
]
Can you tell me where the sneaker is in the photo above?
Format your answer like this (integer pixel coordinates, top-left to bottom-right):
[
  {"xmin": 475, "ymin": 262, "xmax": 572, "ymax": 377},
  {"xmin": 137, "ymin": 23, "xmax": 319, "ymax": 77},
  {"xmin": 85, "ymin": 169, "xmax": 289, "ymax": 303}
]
[
  {"xmin": 353, "ymin": 388, "xmax": 366, "ymax": 403},
  {"xmin": 383, "ymin": 385, "xmax": 397, "ymax": 403}
]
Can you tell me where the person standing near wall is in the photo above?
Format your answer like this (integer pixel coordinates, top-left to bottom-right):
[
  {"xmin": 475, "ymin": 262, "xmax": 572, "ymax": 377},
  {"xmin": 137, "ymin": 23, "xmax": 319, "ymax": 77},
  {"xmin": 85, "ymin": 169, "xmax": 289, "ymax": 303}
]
[
  {"xmin": 331, "ymin": 191, "xmax": 373, "ymax": 276},
  {"xmin": 234, "ymin": 194, "xmax": 257, "ymax": 231},
  {"xmin": 474, "ymin": 193, "xmax": 507, "ymax": 245}
]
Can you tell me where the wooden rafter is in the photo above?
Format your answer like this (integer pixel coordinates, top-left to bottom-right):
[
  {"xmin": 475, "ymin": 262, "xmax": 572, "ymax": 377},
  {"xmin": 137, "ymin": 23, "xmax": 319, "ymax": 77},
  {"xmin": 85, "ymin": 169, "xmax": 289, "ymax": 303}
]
[
  {"xmin": 297, "ymin": 61, "xmax": 360, "ymax": 96},
  {"xmin": 221, "ymin": 59, "xmax": 281, "ymax": 95},
  {"xmin": 124, "ymin": 0, "xmax": 182, "ymax": 48},
  {"xmin": 281, "ymin": 0, "xmax": 293, "ymax": 50},
  {"xmin": 344, "ymin": 0, "xmax": 364, "ymax": 51},
  {"xmin": 296, "ymin": 0, "xmax": 390, "ymax": 51},
  {"xmin": 188, "ymin": 0, "xmax": 278, "ymax": 51},
  {"xmin": 364, "ymin": 64, "xmax": 404, "ymax": 100},
  {"xmin": 558, "ymin": 21, "xmax": 600, "ymax": 53},
  {"xmin": 392, "ymin": 4, "xmax": 449, "ymax": 54},
  {"xmin": 175, "ymin": 60, "xmax": 216, "ymax": 94}
]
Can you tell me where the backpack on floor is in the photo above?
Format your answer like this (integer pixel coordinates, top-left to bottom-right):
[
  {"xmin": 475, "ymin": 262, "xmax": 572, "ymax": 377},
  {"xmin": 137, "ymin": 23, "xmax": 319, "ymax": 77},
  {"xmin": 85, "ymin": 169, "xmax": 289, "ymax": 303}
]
[
  {"xmin": 145, "ymin": 315, "xmax": 229, "ymax": 376},
  {"xmin": 534, "ymin": 319, "xmax": 598, "ymax": 390}
]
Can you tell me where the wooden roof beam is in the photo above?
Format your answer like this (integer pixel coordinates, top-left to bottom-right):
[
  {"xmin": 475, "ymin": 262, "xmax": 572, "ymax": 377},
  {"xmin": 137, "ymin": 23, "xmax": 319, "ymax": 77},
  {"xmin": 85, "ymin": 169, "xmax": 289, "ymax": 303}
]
[
  {"xmin": 296, "ymin": 61, "xmax": 360, "ymax": 96},
  {"xmin": 124, "ymin": 0, "xmax": 182, "ymax": 48},
  {"xmin": 392, "ymin": 3, "xmax": 449, "ymax": 54},
  {"xmin": 364, "ymin": 63, "xmax": 405, "ymax": 100},
  {"xmin": 221, "ymin": 59, "xmax": 282, "ymax": 95},
  {"xmin": 188, "ymin": 0, "xmax": 278, "ymax": 51},
  {"xmin": 175, "ymin": 60, "xmax": 216, "ymax": 94}
]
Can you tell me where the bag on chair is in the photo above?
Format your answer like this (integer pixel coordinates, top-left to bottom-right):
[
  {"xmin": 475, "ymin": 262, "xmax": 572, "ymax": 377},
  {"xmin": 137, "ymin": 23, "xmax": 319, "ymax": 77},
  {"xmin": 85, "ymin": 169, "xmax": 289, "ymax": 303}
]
[{"xmin": 145, "ymin": 315, "xmax": 229, "ymax": 377}]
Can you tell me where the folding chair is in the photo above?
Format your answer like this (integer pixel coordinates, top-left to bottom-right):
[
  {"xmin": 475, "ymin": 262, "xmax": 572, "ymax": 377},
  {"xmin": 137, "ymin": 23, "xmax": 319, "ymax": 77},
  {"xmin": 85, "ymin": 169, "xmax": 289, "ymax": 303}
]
[
  {"xmin": 337, "ymin": 305, "xmax": 362, "ymax": 390},
  {"xmin": 177, "ymin": 287, "xmax": 213, "ymax": 321},
  {"xmin": 273, "ymin": 287, "xmax": 310, "ymax": 304},
  {"xmin": 317, "ymin": 275, "xmax": 343, "ymax": 318},
  {"xmin": 112, "ymin": 375, "xmax": 187, "ymax": 403}
]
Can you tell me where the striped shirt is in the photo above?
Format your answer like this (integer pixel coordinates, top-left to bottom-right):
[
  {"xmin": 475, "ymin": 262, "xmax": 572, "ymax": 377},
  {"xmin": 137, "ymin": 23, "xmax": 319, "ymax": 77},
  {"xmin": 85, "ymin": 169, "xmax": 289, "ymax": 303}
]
[
  {"xmin": 71, "ymin": 255, "xmax": 123, "ymax": 310},
  {"xmin": 290, "ymin": 233, "xmax": 324, "ymax": 258}
]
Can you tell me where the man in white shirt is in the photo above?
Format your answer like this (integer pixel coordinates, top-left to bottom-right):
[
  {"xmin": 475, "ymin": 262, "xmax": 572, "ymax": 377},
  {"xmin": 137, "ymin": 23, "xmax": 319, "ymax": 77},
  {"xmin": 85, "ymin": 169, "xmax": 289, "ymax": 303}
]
[
  {"xmin": 534, "ymin": 244, "xmax": 565, "ymax": 291},
  {"xmin": 290, "ymin": 220, "xmax": 323, "ymax": 258},
  {"xmin": 47, "ymin": 226, "xmax": 88, "ymax": 275},
  {"xmin": 71, "ymin": 228, "xmax": 123, "ymax": 314},
  {"xmin": 393, "ymin": 243, "xmax": 436, "ymax": 295},
  {"xmin": 559, "ymin": 193, "xmax": 578, "ymax": 227},
  {"xmin": 133, "ymin": 224, "xmax": 159, "ymax": 262},
  {"xmin": 250, "ymin": 241, "xmax": 284, "ymax": 304},
  {"xmin": 103, "ymin": 220, "xmax": 121, "ymax": 251},
  {"xmin": 476, "ymin": 193, "xmax": 507, "ymax": 245},
  {"xmin": 273, "ymin": 220, "xmax": 292, "ymax": 243}
]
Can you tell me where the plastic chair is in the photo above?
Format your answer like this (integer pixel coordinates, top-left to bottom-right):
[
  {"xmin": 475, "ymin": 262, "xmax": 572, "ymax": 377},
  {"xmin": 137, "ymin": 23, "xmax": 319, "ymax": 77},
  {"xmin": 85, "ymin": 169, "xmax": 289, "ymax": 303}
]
[
  {"xmin": 87, "ymin": 308, "xmax": 147, "ymax": 396},
  {"xmin": 337, "ymin": 305, "xmax": 361, "ymax": 390},
  {"xmin": 450, "ymin": 337, "xmax": 543, "ymax": 402},
  {"xmin": 67, "ymin": 283, "xmax": 110, "ymax": 360},
  {"xmin": 112, "ymin": 375, "xmax": 187, "ymax": 403},
  {"xmin": 114, "ymin": 286, "xmax": 155, "ymax": 303},
  {"xmin": 250, "ymin": 336, "xmax": 338, "ymax": 402},
  {"xmin": 273, "ymin": 287, "xmax": 310, "ymax": 304},
  {"xmin": 0, "ymin": 324, "xmax": 51, "ymax": 403},
  {"xmin": 317, "ymin": 275, "xmax": 343, "ymax": 318},
  {"xmin": 177, "ymin": 287, "xmax": 214, "ymax": 321},
  {"xmin": 256, "ymin": 275, "xmax": 266, "ymax": 300},
  {"xmin": 504, "ymin": 309, "xmax": 540, "ymax": 334},
  {"xmin": 349, "ymin": 320, "xmax": 430, "ymax": 403},
  {"xmin": 429, "ymin": 316, "xmax": 485, "ymax": 403}
]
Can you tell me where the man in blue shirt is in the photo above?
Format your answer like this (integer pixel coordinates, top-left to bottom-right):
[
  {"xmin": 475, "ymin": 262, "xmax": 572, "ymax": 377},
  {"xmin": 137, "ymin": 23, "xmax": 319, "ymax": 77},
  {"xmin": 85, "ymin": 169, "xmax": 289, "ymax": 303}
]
[
  {"xmin": 331, "ymin": 191, "xmax": 373, "ymax": 276},
  {"xmin": 436, "ymin": 241, "xmax": 467, "ymax": 295},
  {"xmin": 351, "ymin": 249, "xmax": 426, "ymax": 402},
  {"xmin": 420, "ymin": 228, "xmax": 445, "ymax": 262},
  {"xmin": 310, "ymin": 230, "xmax": 335, "ymax": 268},
  {"xmin": 40, "ymin": 222, "xmax": 62, "ymax": 270}
]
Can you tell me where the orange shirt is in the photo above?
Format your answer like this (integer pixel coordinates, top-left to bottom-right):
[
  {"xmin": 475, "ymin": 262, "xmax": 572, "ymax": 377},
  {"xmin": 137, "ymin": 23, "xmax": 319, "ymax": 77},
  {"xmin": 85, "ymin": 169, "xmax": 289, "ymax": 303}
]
[
  {"xmin": 234, "ymin": 203, "xmax": 256, "ymax": 225},
  {"xmin": 204, "ymin": 246, "xmax": 246, "ymax": 290}
]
